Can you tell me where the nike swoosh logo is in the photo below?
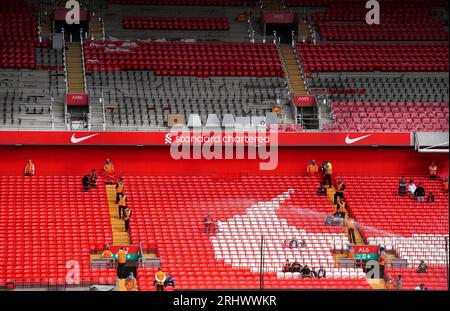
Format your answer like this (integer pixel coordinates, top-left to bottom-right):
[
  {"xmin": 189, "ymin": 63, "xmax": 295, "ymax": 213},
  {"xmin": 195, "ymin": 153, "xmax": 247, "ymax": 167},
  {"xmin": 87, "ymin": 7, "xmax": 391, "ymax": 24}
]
[
  {"xmin": 71, "ymin": 133, "xmax": 99, "ymax": 144},
  {"xmin": 345, "ymin": 134, "xmax": 373, "ymax": 144}
]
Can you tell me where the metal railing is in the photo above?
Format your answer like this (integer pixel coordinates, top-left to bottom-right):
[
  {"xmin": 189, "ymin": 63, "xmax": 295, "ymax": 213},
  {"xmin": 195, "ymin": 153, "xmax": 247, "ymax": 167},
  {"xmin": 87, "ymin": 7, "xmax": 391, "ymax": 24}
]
[
  {"xmin": 80, "ymin": 28, "xmax": 88, "ymax": 93},
  {"xmin": 101, "ymin": 89, "xmax": 106, "ymax": 131},
  {"xmin": 62, "ymin": 28, "xmax": 68, "ymax": 93},
  {"xmin": 276, "ymin": 44, "xmax": 298, "ymax": 126},
  {"xmin": 50, "ymin": 96, "xmax": 55, "ymax": 130}
]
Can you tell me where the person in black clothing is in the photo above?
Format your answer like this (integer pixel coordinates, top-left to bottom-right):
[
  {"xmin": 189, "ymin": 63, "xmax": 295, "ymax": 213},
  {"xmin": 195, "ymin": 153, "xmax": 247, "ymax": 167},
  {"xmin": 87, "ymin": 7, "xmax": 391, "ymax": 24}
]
[
  {"xmin": 300, "ymin": 265, "xmax": 311, "ymax": 278},
  {"xmin": 317, "ymin": 183, "xmax": 328, "ymax": 196},
  {"xmin": 291, "ymin": 261, "xmax": 302, "ymax": 273},
  {"xmin": 310, "ymin": 267, "xmax": 318, "ymax": 278},
  {"xmin": 414, "ymin": 183, "xmax": 426, "ymax": 203},
  {"xmin": 322, "ymin": 160, "xmax": 333, "ymax": 188},
  {"xmin": 426, "ymin": 192, "xmax": 435, "ymax": 203},
  {"xmin": 90, "ymin": 169, "xmax": 98, "ymax": 189},
  {"xmin": 317, "ymin": 267, "xmax": 326, "ymax": 278},
  {"xmin": 82, "ymin": 174, "xmax": 90, "ymax": 192}
]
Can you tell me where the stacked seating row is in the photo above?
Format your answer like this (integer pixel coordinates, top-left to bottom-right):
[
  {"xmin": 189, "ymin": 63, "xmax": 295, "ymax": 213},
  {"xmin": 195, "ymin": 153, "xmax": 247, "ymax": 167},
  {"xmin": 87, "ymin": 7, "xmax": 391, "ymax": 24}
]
[{"xmin": 123, "ymin": 16, "xmax": 230, "ymax": 31}]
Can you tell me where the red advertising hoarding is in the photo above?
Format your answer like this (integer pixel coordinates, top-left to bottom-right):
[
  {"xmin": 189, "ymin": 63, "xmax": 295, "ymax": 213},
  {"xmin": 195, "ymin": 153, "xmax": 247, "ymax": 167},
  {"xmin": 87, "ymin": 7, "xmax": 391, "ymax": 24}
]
[
  {"xmin": 294, "ymin": 95, "xmax": 315, "ymax": 107},
  {"xmin": 0, "ymin": 131, "xmax": 412, "ymax": 147},
  {"xmin": 66, "ymin": 93, "xmax": 89, "ymax": 106}
]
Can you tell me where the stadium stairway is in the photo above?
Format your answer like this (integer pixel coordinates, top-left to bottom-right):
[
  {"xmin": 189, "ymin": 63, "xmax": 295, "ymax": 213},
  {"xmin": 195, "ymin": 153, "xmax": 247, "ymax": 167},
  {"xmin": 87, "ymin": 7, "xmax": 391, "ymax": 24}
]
[
  {"xmin": 106, "ymin": 185, "xmax": 130, "ymax": 245},
  {"xmin": 89, "ymin": 11, "xmax": 104, "ymax": 41},
  {"xmin": 280, "ymin": 45, "xmax": 308, "ymax": 97},
  {"xmin": 66, "ymin": 42, "xmax": 85, "ymax": 94},
  {"xmin": 326, "ymin": 182, "xmax": 391, "ymax": 290},
  {"xmin": 298, "ymin": 17, "xmax": 312, "ymax": 42}
]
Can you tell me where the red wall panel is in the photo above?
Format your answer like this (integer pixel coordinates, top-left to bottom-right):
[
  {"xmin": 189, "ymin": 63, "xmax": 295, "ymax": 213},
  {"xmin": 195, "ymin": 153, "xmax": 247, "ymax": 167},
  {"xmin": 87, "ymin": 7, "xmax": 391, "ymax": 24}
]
[{"xmin": 0, "ymin": 146, "xmax": 447, "ymax": 177}]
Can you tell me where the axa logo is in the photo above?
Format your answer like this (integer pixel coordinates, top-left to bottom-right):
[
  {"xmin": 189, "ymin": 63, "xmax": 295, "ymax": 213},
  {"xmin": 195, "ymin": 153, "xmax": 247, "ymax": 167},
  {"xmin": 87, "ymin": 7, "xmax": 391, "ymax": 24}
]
[
  {"xmin": 66, "ymin": 0, "xmax": 80, "ymax": 25},
  {"xmin": 345, "ymin": 134, "xmax": 372, "ymax": 145},
  {"xmin": 70, "ymin": 133, "xmax": 98, "ymax": 144},
  {"xmin": 164, "ymin": 133, "xmax": 173, "ymax": 145}
]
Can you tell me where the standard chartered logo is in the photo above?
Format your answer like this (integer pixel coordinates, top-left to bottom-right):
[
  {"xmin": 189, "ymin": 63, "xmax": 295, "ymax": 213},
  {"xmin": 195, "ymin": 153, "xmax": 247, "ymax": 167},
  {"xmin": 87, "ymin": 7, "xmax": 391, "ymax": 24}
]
[{"xmin": 167, "ymin": 127, "xmax": 279, "ymax": 171}]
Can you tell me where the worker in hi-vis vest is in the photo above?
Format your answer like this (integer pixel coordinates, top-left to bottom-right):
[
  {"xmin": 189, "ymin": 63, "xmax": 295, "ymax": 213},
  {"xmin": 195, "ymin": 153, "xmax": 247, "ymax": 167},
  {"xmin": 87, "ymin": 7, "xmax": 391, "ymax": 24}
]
[
  {"xmin": 24, "ymin": 159, "xmax": 35, "ymax": 176},
  {"xmin": 103, "ymin": 159, "xmax": 114, "ymax": 174},
  {"xmin": 124, "ymin": 206, "xmax": 132, "ymax": 232},
  {"xmin": 154, "ymin": 267, "xmax": 166, "ymax": 291},
  {"xmin": 117, "ymin": 193, "xmax": 128, "ymax": 220},
  {"xmin": 117, "ymin": 247, "xmax": 127, "ymax": 279},
  {"xmin": 306, "ymin": 160, "xmax": 319, "ymax": 176},
  {"xmin": 115, "ymin": 178, "xmax": 125, "ymax": 204},
  {"xmin": 125, "ymin": 272, "xmax": 138, "ymax": 291}
]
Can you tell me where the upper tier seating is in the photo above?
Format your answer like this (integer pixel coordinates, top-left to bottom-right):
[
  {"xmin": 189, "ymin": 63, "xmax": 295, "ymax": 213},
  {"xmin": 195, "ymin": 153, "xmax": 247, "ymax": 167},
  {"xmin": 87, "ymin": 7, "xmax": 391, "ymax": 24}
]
[
  {"xmin": 306, "ymin": 73, "xmax": 449, "ymax": 103},
  {"xmin": 87, "ymin": 71, "xmax": 290, "ymax": 130},
  {"xmin": 0, "ymin": 0, "xmax": 38, "ymax": 70},
  {"xmin": 84, "ymin": 41, "xmax": 282, "ymax": 77},
  {"xmin": 123, "ymin": 16, "xmax": 230, "ymax": 31},
  {"xmin": 325, "ymin": 101, "xmax": 449, "ymax": 132},
  {"xmin": 107, "ymin": 0, "xmax": 259, "ymax": 5},
  {"xmin": 0, "ymin": 68, "xmax": 66, "ymax": 129},
  {"xmin": 286, "ymin": 0, "xmax": 447, "ymax": 6},
  {"xmin": 125, "ymin": 175, "xmax": 370, "ymax": 289},
  {"xmin": 296, "ymin": 43, "xmax": 449, "ymax": 73},
  {"xmin": 0, "ymin": 176, "xmax": 115, "ymax": 287},
  {"xmin": 316, "ymin": 22, "xmax": 448, "ymax": 41}
]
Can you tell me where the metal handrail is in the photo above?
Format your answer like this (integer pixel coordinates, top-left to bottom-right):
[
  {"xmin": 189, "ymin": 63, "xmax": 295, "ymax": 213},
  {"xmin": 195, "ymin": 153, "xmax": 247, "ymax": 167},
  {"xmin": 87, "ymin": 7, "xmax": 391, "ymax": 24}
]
[
  {"xmin": 80, "ymin": 28, "xmax": 88, "ymax": 93},
  {"xmin": 62, "ymin": 28, "xmax": 68, "ymax": 94}
]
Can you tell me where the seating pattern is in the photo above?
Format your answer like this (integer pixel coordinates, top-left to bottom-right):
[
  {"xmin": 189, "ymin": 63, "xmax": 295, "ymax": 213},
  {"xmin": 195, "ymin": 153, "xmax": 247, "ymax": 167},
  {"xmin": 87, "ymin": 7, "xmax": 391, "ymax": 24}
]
[
  {"xmin": 306, "ymin": 73, "xmax": 449, "ymax": 103},
  {"xmin": 107, "ymin": 0, "xmax": 259, "ymax": 6},
  {"xmin": 125, "ymin": 175, "xmax": 370, "ymax": 289},
  {"xmin": 325, "ymin": 102, "xmax": 449, "ymax": 132},
  {"xmin": 123, "ymin": 16, "xmax": 230, "ymax": 31},
  {"xmin": 316, "ymin": 22, "xmax": 448, "ymax": 41},
  {"xmin": 368, "ymin": 235, "xmax": 448, "ymax": 267},
  {"xmin": 0, "ymin": 176, "xmax": 114, "ymax": 286},
  {"xmin": 386, "ymin": 267, "xmax": 447, "ymax": 290},
  {"xmin": 297, "ymin": 43, "xmax": 449, "ymax": 73},
  {"xmin": 0, "ymin": 0, "xmax": 38, "ymax": 69},
  {"xmin": 84, "ymin": 41, "xmax": 282, "ymax": 77},
  {"xmin": 342, "ymin": 175, "xmax": 449, "ymax": 237}
]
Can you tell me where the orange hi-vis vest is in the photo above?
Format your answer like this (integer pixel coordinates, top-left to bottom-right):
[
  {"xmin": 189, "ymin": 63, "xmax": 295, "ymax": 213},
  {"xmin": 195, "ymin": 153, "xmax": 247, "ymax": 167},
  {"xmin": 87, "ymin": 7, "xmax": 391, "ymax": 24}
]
[
  {"xmin": 118, "ymin": 196, "xmax": 127, "ymax": 207},
  {"xmin": 103, "ymin": 250, "xmax": 112, "ymax": 258},
  {"xmin": 25, "ymin": 163, "xmax": 34, "ymax": 174},
  {"xmin": 104, "ymin": 164, "xmax": 114, "ymax": 173},
  {"xmin": 116, "ymin": 183, "xmax": 124, "ymax": 193},
  {"xmin": 125, "ymin": 278, "xmax": 136, "ymax": 291},
  {"xmin": 379, "ymin": 253, "xmax": 386, "ymax": 266},
  {"xmin": 307, "ymin": 164, "xmax": 318, "ymax": 174},
  {"xmin": 117, "ymin": 250, "xmax": 126, "ymax": 264},
  {"xmin": 336, "ymin": 182, "xmax": 345, "ymax": 193},
  {"xmin": 443, "ymin": 181, "xmax": 448, "ymax": 191},
  {"xmin": 155, "ymin": 271, "xmax": 166, "ymax": 286}
]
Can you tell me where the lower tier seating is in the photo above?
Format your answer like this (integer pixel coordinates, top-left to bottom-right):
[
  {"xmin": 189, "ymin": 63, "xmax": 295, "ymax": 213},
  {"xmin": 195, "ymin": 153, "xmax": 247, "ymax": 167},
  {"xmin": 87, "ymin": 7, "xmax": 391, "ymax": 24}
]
[
  {"xmin": 386, "ymin": 267, "xmax": 447, "ymax": 290},
  {"xmin": 342, "ymin": 175, "xmax": 448, "ymax": 237},
  {"xmin": 0, "ymin": 176, "xmax": 114, "ymax": 287},
  {"xmin": 126, "ymin": 175, "xmax": 370, "ymax": 289}
]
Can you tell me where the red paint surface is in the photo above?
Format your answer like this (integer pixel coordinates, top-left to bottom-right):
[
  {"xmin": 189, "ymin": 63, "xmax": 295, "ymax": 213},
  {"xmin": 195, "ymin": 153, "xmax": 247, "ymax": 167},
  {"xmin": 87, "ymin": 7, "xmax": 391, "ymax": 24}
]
[{"xmin": 0, "ymin": 146, "xmax": 447, "ymax": 176}]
